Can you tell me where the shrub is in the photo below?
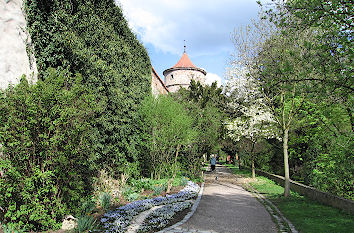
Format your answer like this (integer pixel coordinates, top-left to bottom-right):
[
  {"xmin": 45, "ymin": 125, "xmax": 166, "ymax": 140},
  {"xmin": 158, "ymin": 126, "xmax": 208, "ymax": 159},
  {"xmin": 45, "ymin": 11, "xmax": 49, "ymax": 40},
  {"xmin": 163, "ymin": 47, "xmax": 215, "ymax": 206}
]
[
  {"xmin": 152, "ymin": 184, "xmax": 166, "ymax": 196},
  {"xmin": 99, "ymin": 193, "xmax": 111, "ymax": 211},
  {"xmin": 127, "ymin": 192, "xmax": 140, "ymax": 202},
  {"xmin": 179, "ymin": 177, "xmax": 189, "ymax": 187},
  {"xmin": 0, "ymin": 71, "xmax": 96, "ymax": 231},
  {"xmin": 1, "ymin": 223, "xmax": 25, "ymax": 233},
  {"xmin": 75, "ymin": 216, "xmax": 96, "ymax": 233},
  {"xmin": 80, "ymin": 200, "xmax": 96, "ymax": 216},
  {"xmin": 129, "ymin": 178, "xmax": 153, "ymax": 192}
]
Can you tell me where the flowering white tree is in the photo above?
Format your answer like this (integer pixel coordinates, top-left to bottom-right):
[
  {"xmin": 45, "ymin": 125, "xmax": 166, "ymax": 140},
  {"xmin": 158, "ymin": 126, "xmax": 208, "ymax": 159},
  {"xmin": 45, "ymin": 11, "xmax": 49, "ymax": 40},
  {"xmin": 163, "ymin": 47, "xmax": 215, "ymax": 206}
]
[{"xmin": 226, "ymin": 66, "xmax": 279, "ymax": 178}]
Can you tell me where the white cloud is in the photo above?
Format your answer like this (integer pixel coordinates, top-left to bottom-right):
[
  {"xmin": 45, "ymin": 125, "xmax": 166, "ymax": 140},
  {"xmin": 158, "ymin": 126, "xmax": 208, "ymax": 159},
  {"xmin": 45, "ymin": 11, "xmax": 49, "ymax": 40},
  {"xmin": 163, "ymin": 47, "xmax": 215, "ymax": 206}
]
[
  {"xmin": 116, "ymin": 0, "xmax": 260, "ymax": 56},
  {"xmin": 205, "ymin": 73, "xmax": 222, "ymax": 87}
]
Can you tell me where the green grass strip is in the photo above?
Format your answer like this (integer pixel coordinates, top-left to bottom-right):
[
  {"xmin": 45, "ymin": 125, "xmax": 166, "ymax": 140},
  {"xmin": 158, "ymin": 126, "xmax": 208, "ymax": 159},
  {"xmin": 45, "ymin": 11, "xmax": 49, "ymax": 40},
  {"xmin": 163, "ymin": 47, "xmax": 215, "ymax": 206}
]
[{"xmin": 226, "ymin": 164, "xmax": 354, "ymax": 233}]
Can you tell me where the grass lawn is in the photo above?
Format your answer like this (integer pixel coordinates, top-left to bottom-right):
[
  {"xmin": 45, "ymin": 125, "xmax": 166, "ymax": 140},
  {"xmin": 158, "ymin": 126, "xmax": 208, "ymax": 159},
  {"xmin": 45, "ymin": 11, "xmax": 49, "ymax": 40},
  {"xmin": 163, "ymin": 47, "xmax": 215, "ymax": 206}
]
[{"xmin": 225, "ymin": 164, "xmax": 354, "ymax": 233}]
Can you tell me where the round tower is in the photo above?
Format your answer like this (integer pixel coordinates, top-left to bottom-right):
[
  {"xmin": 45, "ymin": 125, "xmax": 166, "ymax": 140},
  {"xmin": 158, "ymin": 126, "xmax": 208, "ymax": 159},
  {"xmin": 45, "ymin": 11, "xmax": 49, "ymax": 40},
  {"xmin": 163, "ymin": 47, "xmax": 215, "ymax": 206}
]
[{"xmin": 163, "ymin": 49, "xmax": 206, "ymax": 93}]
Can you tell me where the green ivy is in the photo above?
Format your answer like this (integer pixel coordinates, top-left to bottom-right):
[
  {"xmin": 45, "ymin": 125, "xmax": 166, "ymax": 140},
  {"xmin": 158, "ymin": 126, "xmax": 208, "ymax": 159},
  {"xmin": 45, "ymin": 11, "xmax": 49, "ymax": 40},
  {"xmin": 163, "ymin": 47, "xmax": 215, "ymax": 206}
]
[
  {"xmin": 24, "ymin": 0, "xmax": 151, "ymax": 177},
  {"xmin": 0, "ymin": 70, "xmax": 99, "ymax": 230},
  {"xmin": 1, "ymin": 2, "xmax": 151, "ymax": 230}
]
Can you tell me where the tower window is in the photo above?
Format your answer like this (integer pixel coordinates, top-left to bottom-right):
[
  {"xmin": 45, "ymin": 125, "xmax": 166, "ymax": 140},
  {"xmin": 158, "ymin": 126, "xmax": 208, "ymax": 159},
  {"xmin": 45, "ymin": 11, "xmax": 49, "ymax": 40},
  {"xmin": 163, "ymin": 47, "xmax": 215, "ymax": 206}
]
[{"xmin": 171, "ymin": 74, "xmax": 174, "ymax": 79}]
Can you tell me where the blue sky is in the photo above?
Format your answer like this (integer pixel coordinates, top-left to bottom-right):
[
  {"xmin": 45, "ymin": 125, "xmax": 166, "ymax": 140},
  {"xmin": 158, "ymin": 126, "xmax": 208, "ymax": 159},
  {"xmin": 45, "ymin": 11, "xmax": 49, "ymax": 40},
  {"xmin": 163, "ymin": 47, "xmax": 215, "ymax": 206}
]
[{"xmin": 116, "ymin": 0, "xmax": 263, "ymax": 86}]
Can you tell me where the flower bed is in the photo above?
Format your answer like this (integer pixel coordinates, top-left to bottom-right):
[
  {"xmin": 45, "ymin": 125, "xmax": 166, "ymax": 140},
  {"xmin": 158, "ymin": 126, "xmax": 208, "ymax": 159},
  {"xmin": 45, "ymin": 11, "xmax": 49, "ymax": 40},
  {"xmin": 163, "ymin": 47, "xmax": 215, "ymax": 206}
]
[
  {"xmin": 138, "ymin": 200, "xmax": 193, "ymax": 232},
  {"xmin": 101, "ymin": 181, "xmax": 200, "ymax": 232}
]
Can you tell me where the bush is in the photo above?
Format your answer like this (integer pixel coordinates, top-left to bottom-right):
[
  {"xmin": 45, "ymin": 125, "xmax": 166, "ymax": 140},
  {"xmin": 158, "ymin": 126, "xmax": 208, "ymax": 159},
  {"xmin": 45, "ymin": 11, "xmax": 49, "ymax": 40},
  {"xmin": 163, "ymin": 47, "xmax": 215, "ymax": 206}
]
[
  {"xmin": 75, "ymin": 216, "xmax": 96, "ymax": 233},
  {"xmin": 179, "ymin": 177, "xmax": 189, "ymax": 187},
  {"xmin": 0, "ymin": 71, "xmax": 97, "ymax": 231},
  {"xmin": 1, "ymin": 223, "xmax": 25, "ymax": 233},
  {"xmin": 79, "ymin": 200, "xmax": 96, "ymax": 216},
  {"xmin": 129, "ymin": 178, "xmax": 154, "ymax": 192},
  {"xmin": 152, "ymin": 184, "xmax": 166, "ymax": 196},
  {"xmin": 99, "ymin": 193, "xmax": 111, "ymax": 211},
  {"xmin": 127, "ymin": 192, "xmax": 140, "ymax": 202}
]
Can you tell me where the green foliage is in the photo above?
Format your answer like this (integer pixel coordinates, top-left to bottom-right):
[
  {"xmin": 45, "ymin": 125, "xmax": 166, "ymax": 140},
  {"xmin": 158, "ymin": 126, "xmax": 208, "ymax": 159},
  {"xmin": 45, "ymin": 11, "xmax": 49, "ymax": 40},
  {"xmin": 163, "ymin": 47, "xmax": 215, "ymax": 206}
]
[
  {"xmin": 139, "ymin": 95, "xmax": 196, "ymax": 180},
  {"xmin": 230, "ymin": 1, "xmax": 352, "ymax": 198},
  {"xmin": 24, "ymin": 0, "xmax": 151, "ymax": 177},
  {"xmin": 1, "ymin": 223, "xmax": 25, "ymax": 233},
  {"xmin": 174, "ymin": 81, "xmax": 227, "ymax": 177},
  {"xmin": 126, "ymin": 193, "xmax": 140, "ymax": 202},
  {"xmin": 128, "ymin": 178, "xmax": 155, "ymax": 192},
  {"xmin": 75, "ymin": 215, "xmax": 96, "ymax": 233},
  {"xmin": 152, "ymin": 184, "xmax": 166, "ymax": 196},
  {"xmin": 1, "ymin": 1, "xmax": 151, "ymax": 231},
  {"xmin": 179, "ymin": 177, "xmax": 189, "ymax": 187},
  {"xmin": 79, "ymin": 200, "xmax": 96, "ymax": 217},
  {"xmin": 0, "ymin": 70, "xmax": 98, "ymax": 231},
  {"xmin": 99, "ymin": 193, "xmax": 111, "ymax": 211}
]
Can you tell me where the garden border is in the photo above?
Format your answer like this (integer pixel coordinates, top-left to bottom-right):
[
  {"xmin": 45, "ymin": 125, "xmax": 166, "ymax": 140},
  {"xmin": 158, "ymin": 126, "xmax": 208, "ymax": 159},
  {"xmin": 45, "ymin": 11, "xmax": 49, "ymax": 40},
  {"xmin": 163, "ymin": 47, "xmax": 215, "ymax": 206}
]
[
  {"xmin": 244, "ymin": 183, "xmax": 298, "ymax": 233},
  {"xmin": 254, "ymin": 169, "xmax": 354, "ymax": 214},
  {"xmin": 158, "ymin": 180, "xmax": 205, "ymax": 232}
]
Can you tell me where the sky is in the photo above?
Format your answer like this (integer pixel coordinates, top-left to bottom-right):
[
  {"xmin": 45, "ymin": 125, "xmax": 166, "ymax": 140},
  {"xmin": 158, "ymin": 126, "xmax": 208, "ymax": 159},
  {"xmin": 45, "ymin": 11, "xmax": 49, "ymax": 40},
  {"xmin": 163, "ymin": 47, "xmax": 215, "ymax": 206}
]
[{"xmin": 116, "ymin": 0, "xmax": 263, "ymax": 87}]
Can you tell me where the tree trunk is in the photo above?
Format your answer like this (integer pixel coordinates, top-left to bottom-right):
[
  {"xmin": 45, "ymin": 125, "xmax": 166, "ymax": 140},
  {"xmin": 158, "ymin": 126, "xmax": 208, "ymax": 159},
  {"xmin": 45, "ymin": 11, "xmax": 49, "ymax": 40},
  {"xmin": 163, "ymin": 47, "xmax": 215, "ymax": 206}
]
[
  {"xmin": 167, "ymin": 144, "xmax": 180, "ymax": 193},
  {"xmin": 238, "ymin": 156, "xmax": 241, "ymax": 170},
  {"xmin": 251, "ymin": 141, "xmax": 256, "ymax": 179},
  {"xmin": 283, "ymin": 128, "xmax": 290, "ymax": 197}
]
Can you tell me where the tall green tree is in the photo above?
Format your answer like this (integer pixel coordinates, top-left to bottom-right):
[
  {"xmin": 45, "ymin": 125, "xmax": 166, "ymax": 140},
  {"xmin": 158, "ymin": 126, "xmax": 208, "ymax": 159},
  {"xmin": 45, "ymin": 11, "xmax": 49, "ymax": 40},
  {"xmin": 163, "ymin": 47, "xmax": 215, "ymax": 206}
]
[
  {"xmin": 139, "ymin": 95, "xmax": 196, "ymax": 192},
  {"xmin": 175, "ymin": 80, "xmax": 227, "ymax": 161},
  {"xmin": 261, "ymin": 0, "xmax": 353, "ymax": 199},
  {"xmin": 230, "ymin": 11, "xmax": 322, "ymax": 197}
]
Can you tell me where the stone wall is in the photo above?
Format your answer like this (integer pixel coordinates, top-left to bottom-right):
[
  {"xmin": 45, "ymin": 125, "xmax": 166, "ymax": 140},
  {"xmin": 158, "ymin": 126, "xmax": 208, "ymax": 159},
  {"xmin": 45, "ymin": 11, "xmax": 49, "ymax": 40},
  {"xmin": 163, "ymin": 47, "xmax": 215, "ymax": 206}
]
[
  {"xmin": 151, "ymin": 68, "xmax": 169, "ymax": 95},
  {"xmin": 0, "ymin": 0, "xmax": 37, "ymax": 90},
  {"xmin": 164, "ymin": 68, "xmax": 205, "ymax": 93},
  {"xmin": 255, "ymin": 169, "xmax": 354, "ymax": 214}
]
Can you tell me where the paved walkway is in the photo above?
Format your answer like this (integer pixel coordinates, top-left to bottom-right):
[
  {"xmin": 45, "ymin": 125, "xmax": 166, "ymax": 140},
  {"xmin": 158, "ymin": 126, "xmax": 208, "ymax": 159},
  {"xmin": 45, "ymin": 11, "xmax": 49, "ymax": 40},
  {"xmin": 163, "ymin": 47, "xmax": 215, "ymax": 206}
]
[{"xmin": 163, "ymin": 165, "xmax": 278, "ymax": 233}]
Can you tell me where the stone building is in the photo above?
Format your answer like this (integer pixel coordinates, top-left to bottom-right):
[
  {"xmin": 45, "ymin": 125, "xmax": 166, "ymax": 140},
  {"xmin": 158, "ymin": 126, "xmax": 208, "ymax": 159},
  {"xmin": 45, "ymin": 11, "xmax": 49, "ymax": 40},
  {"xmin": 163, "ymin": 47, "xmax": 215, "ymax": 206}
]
[
  {"xmin": 151, "ymin": 66, "xmax": 169, "ymax": 95},
  {"xmin": 163, "ymin": 50, "xmax": 206, "ymax": 93},
  {"xmin": 0, "ymin": 0, "xmax": 37, "ymax": 90}
]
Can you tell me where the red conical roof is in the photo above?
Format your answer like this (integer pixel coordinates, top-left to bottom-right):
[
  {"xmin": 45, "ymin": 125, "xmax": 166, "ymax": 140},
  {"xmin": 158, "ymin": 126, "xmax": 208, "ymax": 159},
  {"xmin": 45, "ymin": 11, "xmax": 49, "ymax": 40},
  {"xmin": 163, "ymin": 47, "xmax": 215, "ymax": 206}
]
[{"xmin": 172, "ymin": 52, "xmax": 196, "ymax": 68}]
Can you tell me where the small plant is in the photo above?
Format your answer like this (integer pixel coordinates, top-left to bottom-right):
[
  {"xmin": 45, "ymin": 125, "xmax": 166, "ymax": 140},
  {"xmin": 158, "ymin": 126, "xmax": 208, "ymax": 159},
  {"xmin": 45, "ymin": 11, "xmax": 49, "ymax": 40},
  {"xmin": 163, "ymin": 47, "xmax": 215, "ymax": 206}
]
[
  {"xmin": 114, "ymin": 196, "xmax": 121, "ymax": 205},
  {"xmin": 80, "ymin": 199, "xmax": 96, "ymax": 216},
  {"xmin": 127, "ymin": 192, "xmax": 140, "ymax": 202},
  {"xmin": 179, "ymin": 177, "xmax": 189, "ymax": 187},
  {"xmin": 129, "ymin": 178, "xmax": 152, "ymax": 192},
  {"xmin": 1, "ymin": 223, "xmax": 25, "ymax": 233},
  {"xmin": 99, "ymin": 193, "xmax": 111, "ymax": 211},
  {"xmin": 152, "ymin": 184, "xmax": 165, "ymax": 196},
  {"xmin": 75, "ymin": 216, "xmax": 96, "ymax": 233}
]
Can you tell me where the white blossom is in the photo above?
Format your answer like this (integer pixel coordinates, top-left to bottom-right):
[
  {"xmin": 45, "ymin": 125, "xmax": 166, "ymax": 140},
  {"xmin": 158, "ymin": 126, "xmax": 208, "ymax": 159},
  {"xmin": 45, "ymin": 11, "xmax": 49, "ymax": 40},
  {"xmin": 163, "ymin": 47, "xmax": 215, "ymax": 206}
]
[{"xmin": 225, "ymin": 66, "xmax": 280, "ymax": 142}]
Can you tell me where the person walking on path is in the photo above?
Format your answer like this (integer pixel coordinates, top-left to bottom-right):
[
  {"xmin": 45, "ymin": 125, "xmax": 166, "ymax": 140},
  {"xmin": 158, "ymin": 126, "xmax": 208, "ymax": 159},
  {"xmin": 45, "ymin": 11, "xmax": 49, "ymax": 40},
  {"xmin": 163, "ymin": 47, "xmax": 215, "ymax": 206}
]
[
  {"xmin": 210, "ymin": 155, "xmax": 216, "ymax": 172},
  {"xmin": 171, "ymin": 164, "xmax": 278, "ymax": 233}
]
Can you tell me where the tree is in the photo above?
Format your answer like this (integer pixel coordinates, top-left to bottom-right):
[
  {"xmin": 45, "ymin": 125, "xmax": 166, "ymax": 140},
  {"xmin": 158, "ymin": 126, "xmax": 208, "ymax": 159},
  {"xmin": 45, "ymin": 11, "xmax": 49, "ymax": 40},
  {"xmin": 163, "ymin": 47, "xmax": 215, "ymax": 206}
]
[
  {"xmin": 226, "ymin": 67, "xmax": 279, "ymax": 178},
  {"xmin": 139, "ymin": 95, "xmax": 196, "ymax": 193},
  {"xmin": 259, "ymin": 0, "xmax": 353, "ymax": 197},
  {"xmin": 174, "ymin": 80, "xmax": 227, "ymax": 161},
  {"xmin": 230, "ymin": 12, "xmax": 318, "ymax": 197},
  {"xmin": 264, "ymin": 0, "xmax": 353, "ymax": 129},
  {"xmin": 229, "ymin": 1, "xmax": 353, "ymax": 199}
]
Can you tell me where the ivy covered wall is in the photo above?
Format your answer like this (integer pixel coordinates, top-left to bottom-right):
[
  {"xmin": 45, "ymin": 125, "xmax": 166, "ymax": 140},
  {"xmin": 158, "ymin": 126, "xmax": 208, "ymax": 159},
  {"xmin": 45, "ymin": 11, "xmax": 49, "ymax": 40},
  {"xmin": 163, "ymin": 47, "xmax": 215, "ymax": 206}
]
[
  {"xmin": 25, "ymin": 0, "xmax": 152, "ymax": 175},
  {"xmin": 0, "ymin": 1, "xmax": 151, "ymax": 230}
]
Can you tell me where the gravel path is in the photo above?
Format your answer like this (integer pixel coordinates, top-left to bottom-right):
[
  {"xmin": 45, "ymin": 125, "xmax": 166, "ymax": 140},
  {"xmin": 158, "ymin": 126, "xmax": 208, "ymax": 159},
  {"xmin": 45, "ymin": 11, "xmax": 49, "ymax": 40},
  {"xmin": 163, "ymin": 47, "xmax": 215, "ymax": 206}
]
[{"xmin": 163, "ymin": 165, "xmax": 278, "ymax": 233}]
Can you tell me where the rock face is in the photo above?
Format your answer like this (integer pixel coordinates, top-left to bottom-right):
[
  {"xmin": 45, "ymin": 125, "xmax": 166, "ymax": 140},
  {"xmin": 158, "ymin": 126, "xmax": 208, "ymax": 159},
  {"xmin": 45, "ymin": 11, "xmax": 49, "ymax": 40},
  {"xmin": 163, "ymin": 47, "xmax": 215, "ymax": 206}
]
[{"xmin": 0, "ymin": 0, "xmax": 37, "ymax": 90}]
